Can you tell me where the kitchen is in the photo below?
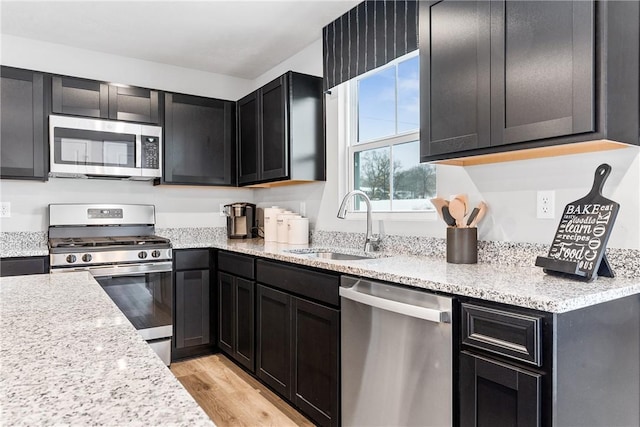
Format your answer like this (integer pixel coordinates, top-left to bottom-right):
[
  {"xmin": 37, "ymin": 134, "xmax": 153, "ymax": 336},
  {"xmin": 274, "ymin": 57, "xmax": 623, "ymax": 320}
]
[{"xmin": 1, "ymin": 1, "xmax": 640, "ymax": 426}]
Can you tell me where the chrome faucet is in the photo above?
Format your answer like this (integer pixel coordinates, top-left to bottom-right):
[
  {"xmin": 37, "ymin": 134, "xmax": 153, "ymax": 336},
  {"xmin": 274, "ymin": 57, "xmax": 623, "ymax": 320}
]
[{"xmin": 337, "ymin": 190, "xmax": 381, "ymax": 252}]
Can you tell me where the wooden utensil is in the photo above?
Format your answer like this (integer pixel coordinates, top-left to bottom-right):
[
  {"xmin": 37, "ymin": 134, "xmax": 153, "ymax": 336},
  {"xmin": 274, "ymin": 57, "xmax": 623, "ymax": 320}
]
[
  {"xmin": 448, "ymin": 198, "xmax": 467, "ymax": 227},
  {"xmin": 441, "ymin": 206, "xmax": 457, "ymax": 227},
  {"xmin": 468, "ymin": 201, "xmax": 487, "ymax": 227},
  {"xmin": 430, "ymin": 197, "xmax": 449, "ymax": 224}
]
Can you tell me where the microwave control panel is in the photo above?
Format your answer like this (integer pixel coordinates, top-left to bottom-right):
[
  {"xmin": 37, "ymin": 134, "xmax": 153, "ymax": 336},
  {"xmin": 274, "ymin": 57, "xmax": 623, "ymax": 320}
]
[{"xmin": 141, "ymin": 136, "xmax": 160, "ymax": 169}]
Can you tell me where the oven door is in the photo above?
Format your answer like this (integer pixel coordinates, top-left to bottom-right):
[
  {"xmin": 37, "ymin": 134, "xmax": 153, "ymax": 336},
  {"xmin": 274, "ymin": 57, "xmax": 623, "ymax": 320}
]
[{"xmin": 88, "ymin": 262, "xmax": 173, "ymax": 364}]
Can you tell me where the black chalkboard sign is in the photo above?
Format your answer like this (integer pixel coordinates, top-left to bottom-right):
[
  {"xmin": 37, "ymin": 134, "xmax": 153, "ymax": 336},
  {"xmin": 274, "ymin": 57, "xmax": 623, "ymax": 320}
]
[{"xmin": 535, "ymin": 164, "xmax": 619, "ymax": 281}]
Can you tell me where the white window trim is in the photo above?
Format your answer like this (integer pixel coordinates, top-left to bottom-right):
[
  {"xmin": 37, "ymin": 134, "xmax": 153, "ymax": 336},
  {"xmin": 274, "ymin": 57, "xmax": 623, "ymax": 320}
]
[
  {"xmin": 336, "ymin": 81, "xmax": 437, "ymax": 223},
  {"xmin": 336, "ymin": 52, "xmax": 437, "ymax": 222}
]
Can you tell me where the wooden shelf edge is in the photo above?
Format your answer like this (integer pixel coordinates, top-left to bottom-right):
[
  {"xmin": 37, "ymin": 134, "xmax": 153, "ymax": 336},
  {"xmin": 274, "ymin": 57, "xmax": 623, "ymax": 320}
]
[
  {"xmin": 245, "ymin": 180, "xmax": 324, "ymax": 188},
  {"xmin": 434, "ymin": 140, "xmax": 634, "ymax": 167}
]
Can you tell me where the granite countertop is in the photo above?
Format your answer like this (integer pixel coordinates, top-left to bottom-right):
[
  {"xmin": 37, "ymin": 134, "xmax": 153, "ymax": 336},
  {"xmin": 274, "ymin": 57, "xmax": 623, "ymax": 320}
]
[
  {"xmin": 0, "ymin": 271, "xmax": 214, "ymax": 426},
  {"xmin": 173, "ymin": 236, "xmax": 640, "ymax": 314}
]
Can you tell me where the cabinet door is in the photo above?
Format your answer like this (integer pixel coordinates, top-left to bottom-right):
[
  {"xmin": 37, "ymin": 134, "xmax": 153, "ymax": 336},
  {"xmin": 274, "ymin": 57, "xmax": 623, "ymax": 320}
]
[
  {"xmin": 235, "ymin": 277, "xmax": 255, "ymax": 371},
  {"xmin": 164, "ymin": 93, "xmax": 235, "ymax": 185},
  {"xmin": 0, "ymin": 67, "xmax": 47, "ymax": 179},
  {"xmin": 52, "ymin": 75, "xmax": 108, "ymax": 118},
  {"xmin": 257, "ymin": 285, "xmax": 292, "ymax": 399},
  {"xmin": 237, "ymin": 91, "xmax": 259, "ymax": 184},
  {"xmin": 490, "ymin": 0, "xmax": 595, "ymax": 146},
  {"xmin": 460, "ymin": 352, "xmax": 541, "ymax": 427},
  {"xmin": 260, "ymin": 75, "xmax": 288, "ymax": 181},
  {"xmin": 293, "ymin": 297, "xmax": 339, "ymax": 427},
  {"xmin": 420, "ymin": 1, "xmax": 491, "ymax": 158},
  {"xmin": 109, "ymin": 85, "xmax": 159, "ymax": 124},
  {"xmin": 218, "ymin": 272, "xmax": 235, "ymax": 355},
  {"xmin": 175, "ymin": 269, "xmax": 211, "ymax": 349}
]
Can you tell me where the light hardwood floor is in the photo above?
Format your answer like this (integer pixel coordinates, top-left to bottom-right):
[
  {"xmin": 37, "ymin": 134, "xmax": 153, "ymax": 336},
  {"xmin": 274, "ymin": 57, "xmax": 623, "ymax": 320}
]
[{"xmin": 170, "ymin": 354, "xmax": 314, "ymax": 427}]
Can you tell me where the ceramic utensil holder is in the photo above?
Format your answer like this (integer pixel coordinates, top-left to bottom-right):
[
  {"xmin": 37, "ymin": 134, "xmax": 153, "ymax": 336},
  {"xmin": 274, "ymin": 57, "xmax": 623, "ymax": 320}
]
[{"xmin": 447, "ymin": 227, "xmax": 478, "ymax": 264}]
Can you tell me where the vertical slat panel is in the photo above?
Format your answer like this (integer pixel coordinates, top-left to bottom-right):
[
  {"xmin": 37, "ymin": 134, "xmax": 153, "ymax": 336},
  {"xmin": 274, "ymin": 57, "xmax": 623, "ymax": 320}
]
[{"xmin": 323, "ymin": 1, "xmax": 419, "ymax": 91}]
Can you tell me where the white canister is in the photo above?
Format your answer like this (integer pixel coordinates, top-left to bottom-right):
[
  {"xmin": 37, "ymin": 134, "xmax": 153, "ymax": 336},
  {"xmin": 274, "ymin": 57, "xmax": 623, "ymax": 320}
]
[
  {"xmin": 277, "ymin": 212, "xmax": 299, "ymax": 243},
  {"xmin": 288, "ymin": 217, "xmax": 309, "ymax": 245},
  {"xmin": 263, "ymin": 207, "xmax": 284, "ymax": 242}
]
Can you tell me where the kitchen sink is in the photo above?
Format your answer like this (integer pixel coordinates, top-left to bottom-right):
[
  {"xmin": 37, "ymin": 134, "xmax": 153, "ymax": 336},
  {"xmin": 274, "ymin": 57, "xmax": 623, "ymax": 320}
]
[{"xmin": 285, "ymin": 249, "xmax": 381, "ymax": 261}]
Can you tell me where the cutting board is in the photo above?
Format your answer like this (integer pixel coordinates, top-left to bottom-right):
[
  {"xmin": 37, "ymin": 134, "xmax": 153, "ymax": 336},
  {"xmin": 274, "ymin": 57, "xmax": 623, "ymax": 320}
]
[{"xmin": 535, "ymin": 163, "xmax": 619, "ymax": 281}]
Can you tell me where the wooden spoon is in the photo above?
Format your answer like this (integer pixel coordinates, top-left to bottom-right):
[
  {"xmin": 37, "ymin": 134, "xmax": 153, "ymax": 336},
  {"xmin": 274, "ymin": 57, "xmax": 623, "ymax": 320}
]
[
  {"xmin": 468, "ymin": 201, "xmax": 487, "ymax": 228},
  {"xmin": 448, "ymin": 198, "xmax": 467, "ymax": 227},
  {"xmin": 430, "ymin": 197, "xmax": 449, "ymax": 224}
]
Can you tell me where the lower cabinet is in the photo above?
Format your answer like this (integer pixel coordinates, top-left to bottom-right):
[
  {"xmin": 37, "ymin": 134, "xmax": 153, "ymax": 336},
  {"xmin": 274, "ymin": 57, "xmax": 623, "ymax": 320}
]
[
  {"xmin": 217, "ymin": 251, "xmax": 256, "ymax": 372},
  {"xmin": 173, "ymin": 249, "xmax": 215, "ymax": 361},
  {"xmin": 256, "ymin": 259, "xmax": 340, "ymax": 427},
  {"xmin": 0, "ymin": 256, "xmax": 49, "ymax": 277}
]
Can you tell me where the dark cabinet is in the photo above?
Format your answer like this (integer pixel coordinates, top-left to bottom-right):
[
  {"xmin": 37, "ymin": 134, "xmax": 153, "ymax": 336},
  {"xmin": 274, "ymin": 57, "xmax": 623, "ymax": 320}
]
[
  {"xmin": 0, "ymin": 256, "xmax": 49, "ymax": 277},
  {"xmin": 256, "ymin": 259, "xmax": 339, "ymax": 427},
  {"xmin": 173, "ymin": 249, "xmax": 215, "ymax": 360},
  {"xmin": 1, "ymin": 66, "xmax": 48, "ymax": 180},
  {"xmin": 459, "ymin": 352, "xmax": 541, "ymax": 427},
  {"xmin": 52, "ymin": 75, "xmax": 160, "ymax": 124},
  {"xmin": 217, "ymin": 251, "xmax": 255, "ymax": 371},
  {"xmin": 420, "ymin": 0, "xmax": 639, "ymax": 162},
  {"xmin": 237, "ymin": 71, "xmax": 324, "ymax": 186},
  {"xmin": 161, "ymin": 93, "xmax": 235, "ymax": 186}
]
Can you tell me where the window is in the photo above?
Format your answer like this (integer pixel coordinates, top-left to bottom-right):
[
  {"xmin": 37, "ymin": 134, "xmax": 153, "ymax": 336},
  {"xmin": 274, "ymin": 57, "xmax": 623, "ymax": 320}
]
[{"xmin": 344, "ymin": 51, "xmax": 436, "ymax": 214}]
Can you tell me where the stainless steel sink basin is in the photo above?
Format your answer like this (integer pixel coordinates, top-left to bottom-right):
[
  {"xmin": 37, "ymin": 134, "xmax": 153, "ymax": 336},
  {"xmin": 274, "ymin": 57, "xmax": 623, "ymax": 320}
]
[{"xmin": 306, "ymin": 251, "xmax": 374, "ymax": 260}]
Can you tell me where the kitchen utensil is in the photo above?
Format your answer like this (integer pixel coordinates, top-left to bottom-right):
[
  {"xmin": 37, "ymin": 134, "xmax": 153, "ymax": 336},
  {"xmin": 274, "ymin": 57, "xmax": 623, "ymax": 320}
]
[
  {"xmin": 448, "ymin": 198, "xmax": 467, "ymax": 227},
  {"xmin": 446, "ymin": 227, "xmax": 478, "ymax": 264},
  {"xmin": 465, "ymin": 207, "xmax": 480, "ymax": 227},
  {"xmin": 468, "ymin": 202, "xmax": 487, "ymax": 228},
  {"xmin": 452, "ymin": 194, "xmax": 469, "ymax": 211},
  {"xmin": 441, "ymin": 206, "xmax": 457, "ymax": 227},
  {"xmin": 430, "ymin": 197, "xmax": 449, "ymax": 224}
]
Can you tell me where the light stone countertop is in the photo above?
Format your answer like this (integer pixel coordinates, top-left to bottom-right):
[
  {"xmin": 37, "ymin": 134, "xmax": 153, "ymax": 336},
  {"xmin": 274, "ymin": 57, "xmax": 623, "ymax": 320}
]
[
  {"xmin": 0, "ymin": 271, "xmax": 214, "ymax": 426},
  {"xmin": 172, "ymin": 237, "xmax": 640, "ymax": 313}
]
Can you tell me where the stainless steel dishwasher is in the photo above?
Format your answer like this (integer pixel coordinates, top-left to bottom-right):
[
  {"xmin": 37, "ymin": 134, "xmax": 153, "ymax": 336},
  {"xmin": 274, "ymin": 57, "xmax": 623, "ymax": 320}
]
[{"xmin": 340, "ymin": 276, "xmax": 453, "ymax": 427}]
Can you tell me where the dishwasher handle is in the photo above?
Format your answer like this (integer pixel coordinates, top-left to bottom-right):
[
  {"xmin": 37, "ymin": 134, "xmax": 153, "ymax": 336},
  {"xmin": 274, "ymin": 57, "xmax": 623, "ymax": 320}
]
[{"xmin": 339, "ymin": 284, "xmax": 451, "ymax": 324}]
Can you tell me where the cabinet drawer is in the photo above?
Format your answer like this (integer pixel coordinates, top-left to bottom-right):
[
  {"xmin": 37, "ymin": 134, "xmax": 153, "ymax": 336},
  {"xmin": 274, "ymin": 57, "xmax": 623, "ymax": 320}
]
[
  {"xmin": 1, "ymin": 256, "xmax": 49, "ymax": 277},
  {"xmin": 461, "ymin": 303, "xmax": 542, "ymax": 367},
  {"xmin": 217, "ymin": 251, "xmax": 255, "ymax": 279},
  {"xmin": 256, "ymin": 259, "xmax": 339, "ymax": 307},
  {"xmin": 174, "ymin": 249, "xmax": 210, "ymax": 271}
]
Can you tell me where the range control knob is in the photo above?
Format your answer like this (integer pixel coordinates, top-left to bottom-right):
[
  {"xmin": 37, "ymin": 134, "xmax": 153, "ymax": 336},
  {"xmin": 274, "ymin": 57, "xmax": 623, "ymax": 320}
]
[
  {"xmin": 66, "ymin": 254, "xmax": 77, "ymax": 264},
  {"xmin": 151, "ymin": 250, "xmax": 161, "ymax": 258},
  {"xmin": 138, "ymin": 251, "xmax": 148, "ymax": 259},
  {"xmin": 82, "ymin": 254, "xmax": 92, "ymax": 263}
]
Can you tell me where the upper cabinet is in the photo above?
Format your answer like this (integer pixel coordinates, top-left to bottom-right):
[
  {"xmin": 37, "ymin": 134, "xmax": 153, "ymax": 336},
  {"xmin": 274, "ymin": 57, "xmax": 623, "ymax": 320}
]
[
  {"xmin": 0, "ymin": 66, "xmax": 48, "ymax": 180},
  {"xmin": 420, "ymin": 0, "xmax": 640, "ymax": 163},
  {"xmin": 161, "ymin": 93, "xmax": 235, "ymax": 186},
  {"xmin": 52, "ymin": 75, "xmax": 160, "ymax": 124},
  {"xmin": 237, "ymin": 71, "xmax": 325, "ymax": 186}
]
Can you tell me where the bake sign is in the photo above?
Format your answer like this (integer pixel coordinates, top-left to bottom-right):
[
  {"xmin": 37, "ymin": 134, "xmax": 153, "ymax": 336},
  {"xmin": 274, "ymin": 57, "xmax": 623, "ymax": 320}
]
[{"xmin": 548, "ymin": 203, "xmax": 615, "ymax": 273}]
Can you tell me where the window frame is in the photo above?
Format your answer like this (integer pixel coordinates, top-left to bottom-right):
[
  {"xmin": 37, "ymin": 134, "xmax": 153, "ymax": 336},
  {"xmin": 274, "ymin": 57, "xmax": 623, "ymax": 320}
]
[{"xmin": 338, "ymin": 51, "xmax": 437, "ymax": 221}]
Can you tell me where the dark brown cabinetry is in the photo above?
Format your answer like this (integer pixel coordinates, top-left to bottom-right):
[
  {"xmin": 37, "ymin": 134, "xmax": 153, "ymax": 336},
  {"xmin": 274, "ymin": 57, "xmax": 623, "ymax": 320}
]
[
  {"xmin": 173, "ymin": 249, "xmax": 215, "ymax": 361},
  {"xmin": 256, "ymin": 259, "xmax": 339, "ymax": 427},
  {"xmin": 1, "ymin": 66, "xmax": 48, "ymax": 180},
  {"xmin": 0, "ymin": 256, "xmax": 49, "ymax": 277},
  {"xmin": 237, "ymin": 71, "xmax": 325, "ymax": 186},
  {"xmin": 161, "ymin": 93, "xmax": 235, "ymax": 186},
  {"xmin": 52, "ymin": 75, "xmax": 160, "ymax": 124},
  {"xmin": 217, "ymin": 251, "xmax": 255, "ymax": 371},
  {"xmin": 420, "ymin": 0, "xmax": 640, "ymax": 162}
]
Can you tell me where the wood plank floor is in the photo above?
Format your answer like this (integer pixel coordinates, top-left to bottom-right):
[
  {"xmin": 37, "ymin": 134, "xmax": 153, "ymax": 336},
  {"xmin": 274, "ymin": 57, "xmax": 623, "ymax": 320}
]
[{"xmin": 170, "ymin": 354, "xmax": 314, "ymax": 427}]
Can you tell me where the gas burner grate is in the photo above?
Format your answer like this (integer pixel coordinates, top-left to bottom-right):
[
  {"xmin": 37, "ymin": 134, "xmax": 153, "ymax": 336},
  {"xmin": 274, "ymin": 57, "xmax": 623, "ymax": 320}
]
[{"xmin": 49, "ymin": 235, "xmax": 170, "ymax": 249}]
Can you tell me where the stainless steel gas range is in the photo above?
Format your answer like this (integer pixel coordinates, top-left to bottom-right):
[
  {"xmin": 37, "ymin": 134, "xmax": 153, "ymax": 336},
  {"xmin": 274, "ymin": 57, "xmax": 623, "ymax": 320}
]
[{"xmin": 48, "ymin": 204, "xmax": 173, "ymax": 365}]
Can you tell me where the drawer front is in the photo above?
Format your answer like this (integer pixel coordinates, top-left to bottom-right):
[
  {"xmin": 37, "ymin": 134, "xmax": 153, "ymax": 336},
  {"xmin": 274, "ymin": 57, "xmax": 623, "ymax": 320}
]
[
  {"xmin": 0, "ymin": 256, "xmax": 49, "ymax": 277},
  {"xmin": 256, "ymin": 259, "xmax": 339, "ymax": 307},
  {"xmin": 175, "ymin": 249, "xmax": 211, "ymax": 271},
  {"xmin": 217, "ymin": 251, "xmax": 255, "ymax": 279},
  {"xmin": 461, "ymin": 303, "xmax": 542, "ymax": 367}
]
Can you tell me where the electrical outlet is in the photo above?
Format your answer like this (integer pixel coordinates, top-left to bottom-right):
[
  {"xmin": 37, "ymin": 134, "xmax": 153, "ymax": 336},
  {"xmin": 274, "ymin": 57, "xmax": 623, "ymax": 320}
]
[
  {"xmin": 219, "ymin": 203, "xmax": 226, "ymax": 217},
  {"xmin": 0, "ymin": 202, "xmax": 10, "ymax": 218},
  {"xmin": 536, "ymin": 191, "xmax": 555, "ymax": 219}
]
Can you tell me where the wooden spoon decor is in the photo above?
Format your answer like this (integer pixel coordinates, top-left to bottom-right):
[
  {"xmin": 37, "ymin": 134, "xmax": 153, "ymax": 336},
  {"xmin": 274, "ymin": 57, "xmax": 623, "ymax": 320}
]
[{"xmin": 448, "ymin": 198, "xmax": 467, "ymax": 228}]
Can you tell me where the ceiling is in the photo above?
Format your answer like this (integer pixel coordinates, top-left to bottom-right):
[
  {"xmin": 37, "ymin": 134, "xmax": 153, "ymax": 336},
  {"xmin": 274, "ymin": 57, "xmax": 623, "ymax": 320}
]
[{"xmin": 0, "ymin": 0, "xmax": 359, "ymax": 80}]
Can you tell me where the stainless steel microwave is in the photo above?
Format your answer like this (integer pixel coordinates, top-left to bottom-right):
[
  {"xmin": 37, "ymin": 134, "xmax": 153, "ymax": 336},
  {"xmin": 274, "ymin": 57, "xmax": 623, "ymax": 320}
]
[{"xmin": 49, "ymin": 115, "xmax": 162, "ymax": 180}]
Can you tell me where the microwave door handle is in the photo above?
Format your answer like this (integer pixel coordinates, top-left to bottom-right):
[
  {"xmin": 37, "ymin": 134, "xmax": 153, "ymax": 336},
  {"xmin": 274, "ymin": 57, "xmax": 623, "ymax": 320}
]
[{"xmin": 135, "ymin": 133, "xmax": 142, "ymax": 168}]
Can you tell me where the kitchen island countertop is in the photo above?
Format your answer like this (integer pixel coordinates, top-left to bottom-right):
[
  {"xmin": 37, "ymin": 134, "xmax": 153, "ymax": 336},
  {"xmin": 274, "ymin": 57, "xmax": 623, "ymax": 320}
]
[
  {"xmin": 0, "ymin": 271, "xmax": 214, "ymax": 426},
  {"xmin": 172, "ymin": 237, "xmax": 640, "ymax": 313}
]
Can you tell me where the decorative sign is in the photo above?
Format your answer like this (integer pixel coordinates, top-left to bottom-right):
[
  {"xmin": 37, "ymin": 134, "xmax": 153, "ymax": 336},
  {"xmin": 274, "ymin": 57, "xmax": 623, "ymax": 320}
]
[{"xmin": 536, "ymin": 164, "xmax": 619, "ymax": 281}]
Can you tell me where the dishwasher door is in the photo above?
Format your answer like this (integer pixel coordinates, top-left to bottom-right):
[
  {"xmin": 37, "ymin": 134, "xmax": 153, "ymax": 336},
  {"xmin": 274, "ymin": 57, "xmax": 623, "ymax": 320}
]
[{"xmin": 340, "ymin": 276, "xmax": 452, "ymax": 427}]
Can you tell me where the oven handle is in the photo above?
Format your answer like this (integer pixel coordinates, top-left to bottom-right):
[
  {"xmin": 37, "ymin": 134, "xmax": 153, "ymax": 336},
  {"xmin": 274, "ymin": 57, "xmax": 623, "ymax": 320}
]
[
  {"xmin": 135, "ymin": 133, "xmax": 142, "ymax": 168},
  {"xmin": 54, "ymin": 261, "xmax": 173, "ymax": 277}
]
